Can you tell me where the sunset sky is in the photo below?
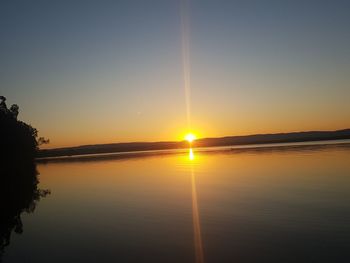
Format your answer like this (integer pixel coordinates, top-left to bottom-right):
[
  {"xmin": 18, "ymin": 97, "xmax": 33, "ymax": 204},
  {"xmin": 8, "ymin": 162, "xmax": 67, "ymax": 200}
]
[{"xmin": 1, "ymin": 0, "xmax": 350, "ymax": 148}]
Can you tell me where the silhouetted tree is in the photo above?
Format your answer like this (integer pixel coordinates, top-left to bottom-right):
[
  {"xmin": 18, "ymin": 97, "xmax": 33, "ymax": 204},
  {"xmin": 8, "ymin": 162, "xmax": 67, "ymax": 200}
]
[
  {"xmin": 0, "ymin": 96, "xmax": 7, "ymax": 111},
  {"xmin": 0, "ymin": 96, "xmax": 50, "ymax": 261},
  {"xmin": 0, "ymin": 96, "xmax": 49, "ymax": 160},
  {"xmin": 9, "ymin": 104, "xmax": 19, "ymax": 120}
]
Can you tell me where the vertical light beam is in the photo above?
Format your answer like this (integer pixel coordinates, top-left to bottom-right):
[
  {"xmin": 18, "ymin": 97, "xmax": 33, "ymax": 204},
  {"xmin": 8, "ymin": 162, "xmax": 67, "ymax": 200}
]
[
  {"xmin": 181, "ymin": 0, "xmax": 192, "ymax": 130},
  {"xmin": 189, "ymin": 149, "xmax": 204, "ymax": 263},
  {"xmin": 191, "ymin": 167, "xmax": 204, "ymax": 263}
]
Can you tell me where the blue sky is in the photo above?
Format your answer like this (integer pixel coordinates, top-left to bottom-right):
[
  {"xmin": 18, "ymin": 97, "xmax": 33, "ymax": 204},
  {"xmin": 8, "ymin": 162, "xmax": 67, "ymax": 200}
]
[{"xmin": 1, "ymin": 0, "xmax": 349, "ymax": 147}]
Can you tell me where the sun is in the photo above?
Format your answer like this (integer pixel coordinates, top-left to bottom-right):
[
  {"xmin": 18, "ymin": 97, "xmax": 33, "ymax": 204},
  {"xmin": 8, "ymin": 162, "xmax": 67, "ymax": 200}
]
[{"xmin": 185, "ymin": 133, "xmax": 196, "ymax": 143}]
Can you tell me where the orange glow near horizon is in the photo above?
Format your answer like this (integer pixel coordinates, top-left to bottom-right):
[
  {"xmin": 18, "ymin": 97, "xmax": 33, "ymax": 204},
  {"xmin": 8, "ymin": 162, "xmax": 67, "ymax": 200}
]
[{"xmin": 39, "ymin": 122, "xmax": 350, "ymax": 149}]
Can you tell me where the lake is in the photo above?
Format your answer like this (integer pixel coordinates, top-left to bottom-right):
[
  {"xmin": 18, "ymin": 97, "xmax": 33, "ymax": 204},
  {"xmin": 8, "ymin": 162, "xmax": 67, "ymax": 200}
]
[{"xmin": 2, "ymin": 141, "xmax": 350, "ymax": 263}]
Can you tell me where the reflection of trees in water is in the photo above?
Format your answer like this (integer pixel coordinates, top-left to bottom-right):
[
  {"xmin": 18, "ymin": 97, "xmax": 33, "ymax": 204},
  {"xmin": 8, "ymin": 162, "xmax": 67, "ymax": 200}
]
[{"xmin": 0, "ymin": 161, "xmax": 50, "ymax": 261}]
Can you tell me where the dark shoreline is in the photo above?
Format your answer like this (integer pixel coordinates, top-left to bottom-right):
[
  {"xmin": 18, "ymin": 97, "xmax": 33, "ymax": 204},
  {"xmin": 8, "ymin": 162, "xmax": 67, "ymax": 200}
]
[
  {"xmin": 38, "ymin": 129, "xmax": 350, "ymax": 160},
  {"xmin": 36, "ymin": 140, "xmax": 350, "ymax": 164}
]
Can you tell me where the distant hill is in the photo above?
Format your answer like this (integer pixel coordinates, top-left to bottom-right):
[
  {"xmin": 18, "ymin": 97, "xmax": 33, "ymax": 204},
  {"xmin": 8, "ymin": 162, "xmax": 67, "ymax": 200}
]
[{"xmin": 38, "ymin": 129, "xmax": 350, "ymax": 158}]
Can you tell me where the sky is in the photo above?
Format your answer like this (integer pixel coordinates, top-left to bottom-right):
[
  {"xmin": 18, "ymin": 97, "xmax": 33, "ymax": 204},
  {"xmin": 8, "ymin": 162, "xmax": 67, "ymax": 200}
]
[{"xmin": 1, "ymin": 0, "xmax": 350, "ymax": 148}]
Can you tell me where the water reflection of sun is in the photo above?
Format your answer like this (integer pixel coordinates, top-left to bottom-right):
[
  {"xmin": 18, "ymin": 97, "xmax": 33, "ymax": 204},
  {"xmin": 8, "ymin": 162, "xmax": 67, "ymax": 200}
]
[
  {"xmin": 187, "ymin": 147, "xmax": 204, "ymax": 263},
  {"xmin": 189, "ymin": 148, "xmax": 195, "ymax": 160}
]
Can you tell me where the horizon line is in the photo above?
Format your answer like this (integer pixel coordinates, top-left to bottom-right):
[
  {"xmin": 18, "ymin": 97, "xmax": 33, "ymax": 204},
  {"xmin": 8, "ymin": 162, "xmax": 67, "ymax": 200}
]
[{"xmin": 41, "ymin": 128, "xmax": 350, "ymax": 151}]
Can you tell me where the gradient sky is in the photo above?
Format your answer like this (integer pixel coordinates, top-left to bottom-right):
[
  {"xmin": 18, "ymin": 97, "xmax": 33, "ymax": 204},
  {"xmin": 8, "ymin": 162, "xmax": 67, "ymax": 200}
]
[{"xmin": 1, "ymin": 0, "xmax": 350, "ymax": 148}]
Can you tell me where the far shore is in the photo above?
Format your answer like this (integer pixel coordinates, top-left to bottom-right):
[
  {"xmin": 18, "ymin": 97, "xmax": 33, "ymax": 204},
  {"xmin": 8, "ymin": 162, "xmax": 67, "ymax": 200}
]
[
  {"xmin": 37, "ymin": 129, "xmax": 350, "ymax": 160},
  {"xmin": 36, "ymin": 139, "xmax": 350, "ymax": 163}
]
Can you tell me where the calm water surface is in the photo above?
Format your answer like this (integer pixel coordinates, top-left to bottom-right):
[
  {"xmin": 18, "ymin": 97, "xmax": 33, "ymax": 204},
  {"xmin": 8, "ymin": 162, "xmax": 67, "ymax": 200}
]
[{"xmin": 3, "ymin": 143, "xmax": 350, "ymax": 262}]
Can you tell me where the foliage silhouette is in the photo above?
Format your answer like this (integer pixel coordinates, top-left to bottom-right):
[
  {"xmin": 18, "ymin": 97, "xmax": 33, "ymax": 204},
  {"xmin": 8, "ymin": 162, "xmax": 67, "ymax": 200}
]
[
  {"xmin": 0, "ymin": 96, "xmax": 49, "ymax": 160},
  {"xmin": 0, "ymin": 96, "xmax": 50, "ymax": 261}
]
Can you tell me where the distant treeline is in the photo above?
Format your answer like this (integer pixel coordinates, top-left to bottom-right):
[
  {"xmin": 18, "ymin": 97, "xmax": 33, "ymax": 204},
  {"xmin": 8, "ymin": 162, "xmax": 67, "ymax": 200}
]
[
  {"xmin": 194, "ymin": 129, "xmax": 350, "ymax": 148},
  {"xmin": 38, "ymin": 129, "xmax": 350, "ymax": 158}
]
